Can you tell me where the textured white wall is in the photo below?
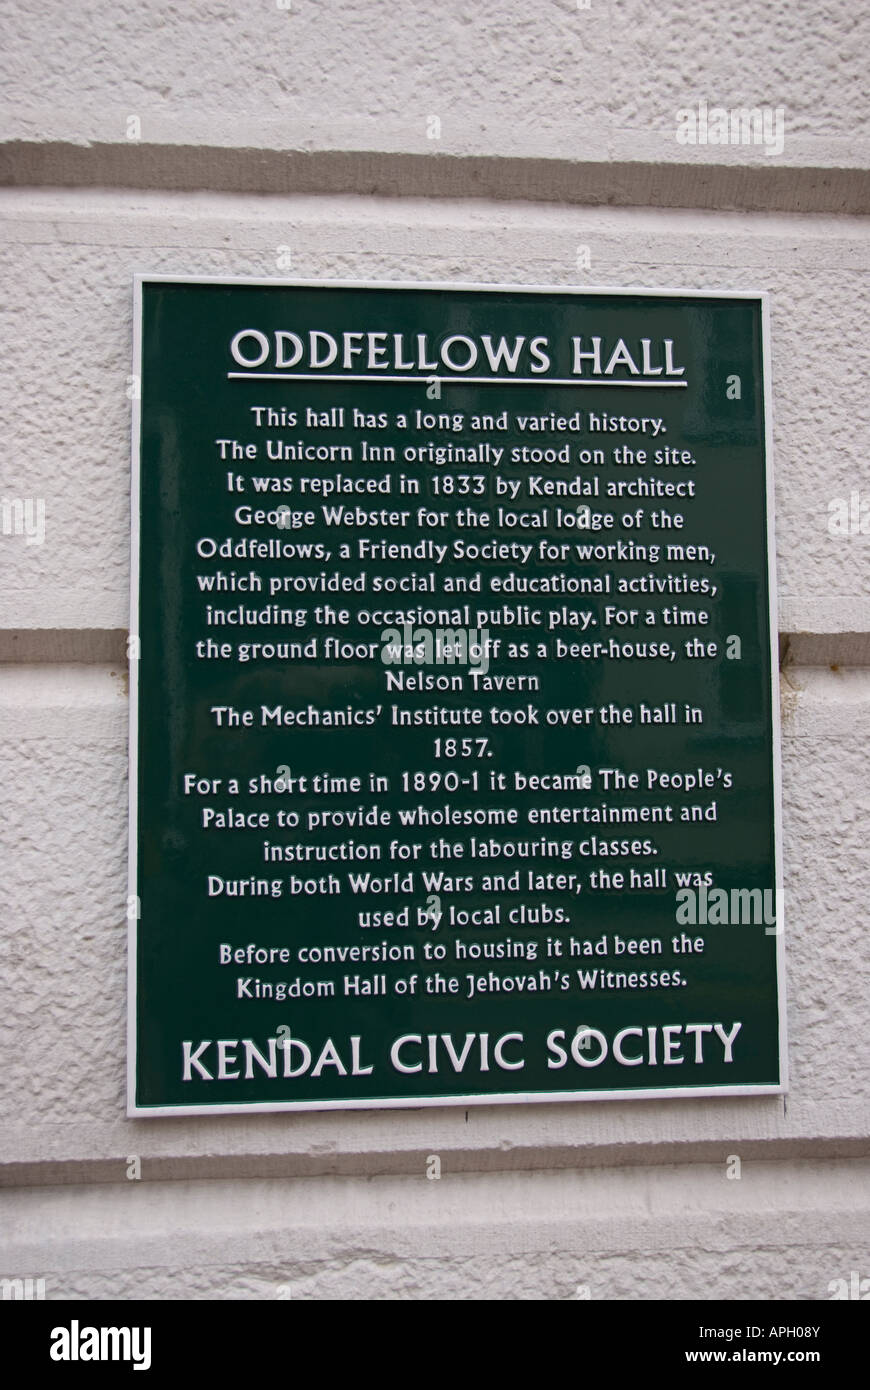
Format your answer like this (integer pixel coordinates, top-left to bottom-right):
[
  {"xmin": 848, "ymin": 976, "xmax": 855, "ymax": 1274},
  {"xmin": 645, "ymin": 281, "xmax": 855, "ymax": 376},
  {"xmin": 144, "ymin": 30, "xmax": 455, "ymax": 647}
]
[
  {"xmin": 1, "ymin": 0, "xmax": 868, "ymax": 1300},
  {"xmin": 2, "ymin": 0, "xmax": 867, "ymax": 196}
]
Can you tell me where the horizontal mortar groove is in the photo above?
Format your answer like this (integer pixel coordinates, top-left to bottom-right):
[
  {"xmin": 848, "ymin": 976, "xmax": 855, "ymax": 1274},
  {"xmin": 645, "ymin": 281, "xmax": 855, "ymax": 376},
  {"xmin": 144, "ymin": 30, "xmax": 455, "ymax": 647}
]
[
  {"xmin": 2, "ymin": 143, "xmax": 869, "ymax": 215},
  {"xmin": 2, "ymin": 1136, "xmax": 870, "ymax": 1191}
]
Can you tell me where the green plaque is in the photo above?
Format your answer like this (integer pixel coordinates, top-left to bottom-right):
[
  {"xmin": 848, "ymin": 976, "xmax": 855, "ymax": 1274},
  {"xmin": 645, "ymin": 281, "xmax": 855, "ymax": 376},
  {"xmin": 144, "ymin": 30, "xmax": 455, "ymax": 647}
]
[{"xmin": 129, "ymin": 278, "xmax": 785, "ymax": 1114}]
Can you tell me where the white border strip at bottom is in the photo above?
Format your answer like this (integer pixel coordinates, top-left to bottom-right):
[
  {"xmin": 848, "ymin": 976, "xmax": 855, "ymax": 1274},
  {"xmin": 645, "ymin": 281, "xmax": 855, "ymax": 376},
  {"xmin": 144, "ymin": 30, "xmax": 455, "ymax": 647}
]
[{"xmin": 130, "ymin": 1080, "xmax": 784, "ymax": 1119}]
